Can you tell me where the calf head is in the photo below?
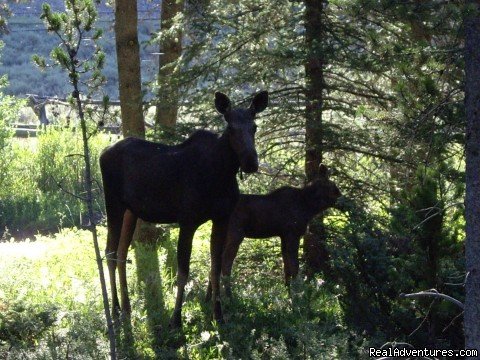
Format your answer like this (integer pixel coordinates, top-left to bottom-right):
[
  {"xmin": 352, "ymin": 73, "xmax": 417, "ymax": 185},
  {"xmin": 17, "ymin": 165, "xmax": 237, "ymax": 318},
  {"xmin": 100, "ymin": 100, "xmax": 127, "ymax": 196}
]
[
  {"xmin": 215, "ymin": 91, "xmax": 268, "ymax": 173},
  {"xmin": 307, "ymin": 164, "xmax": 341, "ymax": 211}
]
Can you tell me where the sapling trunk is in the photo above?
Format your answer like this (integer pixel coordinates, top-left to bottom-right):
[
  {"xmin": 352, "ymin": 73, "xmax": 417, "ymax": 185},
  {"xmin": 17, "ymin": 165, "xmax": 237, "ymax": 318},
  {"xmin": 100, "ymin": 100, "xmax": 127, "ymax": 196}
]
[
  {"xmin": 36, "ymin": 2, "xmax": 117, "ymax": 358},
  {"xmin": 71, "ymin": 72, "xmax": 117, "ymax": 360}
]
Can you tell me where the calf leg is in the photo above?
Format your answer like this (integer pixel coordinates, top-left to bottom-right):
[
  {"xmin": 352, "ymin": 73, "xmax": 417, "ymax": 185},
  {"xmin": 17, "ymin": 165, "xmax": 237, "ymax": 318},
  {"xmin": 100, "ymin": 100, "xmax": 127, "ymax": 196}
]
[
  {"xmin": 169, "ymin": 224, "xmax": 198, "ymax": 329},
  {"xmin": 210, "ymin": 221, "xmax": 228, "ymax": 322},
  {"xmin": 117, "ymin": 209, "xmax": 138, "ymax": 316},
  {"xmin": 221, "ymin": 224, "xmax": 245, "ymax": 298},
  {"xmin": 280, "ymin": 235, "xmax": 300, "ymax": 286}
]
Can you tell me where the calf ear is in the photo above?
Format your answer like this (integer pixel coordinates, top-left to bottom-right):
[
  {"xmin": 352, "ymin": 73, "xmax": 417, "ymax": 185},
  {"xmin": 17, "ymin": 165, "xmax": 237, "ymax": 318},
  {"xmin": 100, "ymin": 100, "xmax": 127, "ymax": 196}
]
[
  {"xmin": 215, "ymin": 92, "xmax": 231, "ymax": 115},
  {"xmin": 318, "ymin": 164, "xmax": 328, "ymax": 178},
  {"xmin": 250, "ymin": 91, "xmax": 268, "ymax": 114}
]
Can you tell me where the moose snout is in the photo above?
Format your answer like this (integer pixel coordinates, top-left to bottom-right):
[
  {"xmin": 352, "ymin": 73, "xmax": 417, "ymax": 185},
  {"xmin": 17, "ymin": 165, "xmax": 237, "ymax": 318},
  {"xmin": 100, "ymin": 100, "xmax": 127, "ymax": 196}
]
[
  {"xmin": 240, "ymin": 152, "xmax": 259, "ymax": 173},
  {"xmin": 334, "ymin": 195, "xmax": 348, "ymax": 211},
  {"xmin": 334, "ymin": 186, "xmax": 342, "ymax": 198}
]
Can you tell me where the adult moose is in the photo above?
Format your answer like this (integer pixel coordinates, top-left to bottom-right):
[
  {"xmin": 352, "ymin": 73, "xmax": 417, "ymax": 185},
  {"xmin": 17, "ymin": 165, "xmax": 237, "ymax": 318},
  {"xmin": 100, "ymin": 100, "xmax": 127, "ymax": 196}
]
[{"xmin": 100, "ymin": 90, "xmax": 268, "ymax": 327}]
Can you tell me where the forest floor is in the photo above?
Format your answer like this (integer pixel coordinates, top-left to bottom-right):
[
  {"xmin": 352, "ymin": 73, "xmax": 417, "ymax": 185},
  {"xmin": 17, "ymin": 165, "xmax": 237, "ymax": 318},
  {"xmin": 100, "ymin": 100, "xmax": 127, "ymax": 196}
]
[{"xmin": 0, "ymin": 225, "xmax": 362, "ymax": 359}]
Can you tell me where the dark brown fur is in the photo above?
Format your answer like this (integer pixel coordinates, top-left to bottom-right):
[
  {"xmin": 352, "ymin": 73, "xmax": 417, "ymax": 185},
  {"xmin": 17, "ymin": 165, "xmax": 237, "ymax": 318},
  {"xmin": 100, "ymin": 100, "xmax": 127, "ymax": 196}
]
[
  {"xmin": 221, "ymin": 165, "xmax": 340, "ymax": 294},
  {"xmin": 100, "ymin": 91, "xmax": 268, "ymax": 327}
]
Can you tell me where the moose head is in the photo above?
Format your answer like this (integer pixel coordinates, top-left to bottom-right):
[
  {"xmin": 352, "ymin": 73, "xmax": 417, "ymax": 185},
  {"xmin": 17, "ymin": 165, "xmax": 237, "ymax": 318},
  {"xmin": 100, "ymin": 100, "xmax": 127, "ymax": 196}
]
[
  {"xmin": 215, "ymin": 91, "xmax": 268, "ymax": 173},
  {"xmin": 306, "ymin": 164, "xmax": 342, "ymax": 210}
]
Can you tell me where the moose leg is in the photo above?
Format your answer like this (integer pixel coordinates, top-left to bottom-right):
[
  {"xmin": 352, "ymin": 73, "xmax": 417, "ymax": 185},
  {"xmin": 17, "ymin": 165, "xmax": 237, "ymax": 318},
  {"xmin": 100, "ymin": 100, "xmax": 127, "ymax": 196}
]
[
  {"xmin": 205, "ymin": 279, "xmax": 212, "ymax": 302},
  {"xmin": 170, "ymin": 224, "xmax": 198, "ymax": 329},
  {"xmin": 105, "ymin": 205, "xmax": 125, "ymax": 318},
  {"xmin": 280, "ymin": 240, "xmax": 290, "ymax": 285},
  {"xmin": 117, "ymin": 209, "xmax": 138, "ymax": 316},
  {"xmin": 106, "ymin": 237, "xmax": 120, "ymax": 317},
  {"xmin": 280, "ymin": 235, "xmax": 300, "ymax": 286},
  {"xmin": 221, "ymin": 223, "xmax": 245, "ymax": 298},
  {"xmin": 210, "ymin": 221, "xmax": 228, "ymax": 322}
]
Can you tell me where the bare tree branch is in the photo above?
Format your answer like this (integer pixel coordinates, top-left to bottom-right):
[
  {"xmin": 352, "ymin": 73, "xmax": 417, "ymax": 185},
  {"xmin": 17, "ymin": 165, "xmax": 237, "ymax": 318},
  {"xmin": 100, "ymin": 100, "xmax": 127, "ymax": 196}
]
[{"xmin": 400, "ymin": 289, "xmax": 464, "ymax": 310}]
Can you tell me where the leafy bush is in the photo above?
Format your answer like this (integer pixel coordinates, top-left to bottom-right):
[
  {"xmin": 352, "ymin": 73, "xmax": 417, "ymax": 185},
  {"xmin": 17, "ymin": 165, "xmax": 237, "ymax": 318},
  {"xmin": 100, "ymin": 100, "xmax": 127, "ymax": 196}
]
[
  {"xmin": 0, "ymin": 302, "xmax": 57, "ymax": 348},
  {"xmin": 0, "ymin": 126, "xmax": 113, "ymax": 236},
  {"xmin": 325, "ymin": 190, "xmax": 464, "ymax": 350},
  {"xmin": 0, "ymin": 89, "xmax": 25, "ymax": 188}
]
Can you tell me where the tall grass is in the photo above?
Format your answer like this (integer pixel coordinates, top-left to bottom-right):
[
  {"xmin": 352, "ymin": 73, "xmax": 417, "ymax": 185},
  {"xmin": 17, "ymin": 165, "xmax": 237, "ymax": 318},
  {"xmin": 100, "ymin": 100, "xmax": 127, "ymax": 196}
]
[
  {"xmin": 0, "ymin": 228, "xmax": 109, "ymax": 359},
  {"xmin": 0, "ymin": 225, "xmax": 355, "ymax": 359}
]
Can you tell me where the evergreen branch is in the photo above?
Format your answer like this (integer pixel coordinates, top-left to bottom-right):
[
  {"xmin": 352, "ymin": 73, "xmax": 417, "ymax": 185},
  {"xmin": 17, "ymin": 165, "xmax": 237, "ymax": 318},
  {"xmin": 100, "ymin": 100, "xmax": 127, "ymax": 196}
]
[{"xmin": 326, "ymin": 144, "xmax": 403, "ymax": 164}]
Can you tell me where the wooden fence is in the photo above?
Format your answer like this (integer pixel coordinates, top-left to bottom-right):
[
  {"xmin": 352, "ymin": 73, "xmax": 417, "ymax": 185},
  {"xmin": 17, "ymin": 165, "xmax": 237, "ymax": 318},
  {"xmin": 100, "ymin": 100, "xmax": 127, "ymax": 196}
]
[
  {"xmin": 14, "ymin": 94, "xmax": 126, "ymax": 137},
  {"xmin": 12, "ymin": 123, "xmax": 121, "ymax": 138}
]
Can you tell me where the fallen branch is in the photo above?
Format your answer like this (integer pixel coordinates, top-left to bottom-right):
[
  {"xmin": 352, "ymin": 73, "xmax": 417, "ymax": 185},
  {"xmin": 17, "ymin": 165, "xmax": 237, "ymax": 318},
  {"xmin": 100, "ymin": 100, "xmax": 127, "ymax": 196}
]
[{"xmin": 400, "ymin": 289, "xmax": 464, "ymax": 310}]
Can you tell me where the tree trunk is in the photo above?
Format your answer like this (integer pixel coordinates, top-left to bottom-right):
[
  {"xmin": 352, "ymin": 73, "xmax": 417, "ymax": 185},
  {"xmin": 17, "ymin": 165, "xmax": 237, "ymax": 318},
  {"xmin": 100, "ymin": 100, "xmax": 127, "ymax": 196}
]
[
  {"xmin": 303, "ymin": 0, "xmax": 328, "ymax": 275},
  {"xmin": 464, "ymin": 1, "xmax": 480, "ymax": 356},
  {"xmin": 115, "ymin": 0, "xmax": 144, "ymax": 138},
  {"xmin": 155, "ymin": 0, "xmax": 184, "ymax": 134},
  {"xmin": 115, "ymin": 0, "xmax": 160, "ymax": 245}
]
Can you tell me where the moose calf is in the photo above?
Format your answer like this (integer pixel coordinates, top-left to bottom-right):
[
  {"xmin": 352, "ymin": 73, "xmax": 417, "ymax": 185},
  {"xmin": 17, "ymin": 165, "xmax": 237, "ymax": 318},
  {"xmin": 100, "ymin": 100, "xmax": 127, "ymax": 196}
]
[{"xmin": 221, "ymin": 165, "xmax": 341, "ymax": 294}]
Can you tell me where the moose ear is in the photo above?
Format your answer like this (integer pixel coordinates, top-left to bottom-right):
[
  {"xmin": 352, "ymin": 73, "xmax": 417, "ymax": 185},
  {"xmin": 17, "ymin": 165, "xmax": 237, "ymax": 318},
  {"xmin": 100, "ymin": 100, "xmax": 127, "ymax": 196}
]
[
  {"xmin": 250, "ymin": 91, "xmax": 268, "ymax": 114},
  {"xmin": 215, "ymin": 92, "xmax": 231, "ymax": 115},
  {"xmin": 318, "ymin": 164, "xmax": 328, "ymax": 178}
]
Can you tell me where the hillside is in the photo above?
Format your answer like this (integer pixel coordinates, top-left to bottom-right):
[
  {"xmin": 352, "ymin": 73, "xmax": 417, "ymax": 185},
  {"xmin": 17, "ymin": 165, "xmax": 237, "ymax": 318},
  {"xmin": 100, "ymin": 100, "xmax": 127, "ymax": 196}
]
[{"xmin": 0, "ymin": 0, "xmax": 161, "ymax": 100}]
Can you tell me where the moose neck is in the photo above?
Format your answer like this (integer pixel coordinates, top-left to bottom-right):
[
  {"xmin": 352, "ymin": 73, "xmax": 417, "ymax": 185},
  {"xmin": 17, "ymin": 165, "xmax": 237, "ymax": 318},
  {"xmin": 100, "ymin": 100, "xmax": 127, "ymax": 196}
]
[
  {"xmin": 302, "ymin": 186, "xmax": 328, "ymax": 218},
  {"xmin": 215, "ymin": 131, "xmax": 241, "ymax": 178}
]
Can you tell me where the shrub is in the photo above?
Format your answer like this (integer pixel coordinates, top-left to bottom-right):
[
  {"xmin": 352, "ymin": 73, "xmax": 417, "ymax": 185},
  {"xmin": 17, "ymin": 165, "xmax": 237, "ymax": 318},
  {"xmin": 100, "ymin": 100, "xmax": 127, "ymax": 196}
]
[
  {"xmin": 0, "ymin": 301, "xmax": 57, "ymax": 348},
  {"xmin": 0, "ymin": 89, "xmax": 24, "ymax": 188},
  {"xmin": 0, "ymin": 126, "xmax": 113, "ymax": 236}
]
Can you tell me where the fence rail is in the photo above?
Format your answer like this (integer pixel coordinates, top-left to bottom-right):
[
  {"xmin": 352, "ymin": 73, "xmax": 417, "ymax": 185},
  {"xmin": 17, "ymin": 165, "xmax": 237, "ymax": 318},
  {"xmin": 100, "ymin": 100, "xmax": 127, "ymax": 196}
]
[{"xmin": 12, "ymin": 123, "xmax": 121, "ymax": 138}]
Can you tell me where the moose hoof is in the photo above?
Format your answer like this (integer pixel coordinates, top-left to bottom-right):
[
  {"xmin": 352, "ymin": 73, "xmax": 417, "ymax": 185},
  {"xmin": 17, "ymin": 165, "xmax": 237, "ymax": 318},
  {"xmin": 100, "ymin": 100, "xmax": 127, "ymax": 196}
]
[
  {"xmin": 213, "ymin": 301, "xmax": 224, "ymax": 324},
  {"xmin": 215, "ymin": 316, "xmax": 225, "ymax": 325}
]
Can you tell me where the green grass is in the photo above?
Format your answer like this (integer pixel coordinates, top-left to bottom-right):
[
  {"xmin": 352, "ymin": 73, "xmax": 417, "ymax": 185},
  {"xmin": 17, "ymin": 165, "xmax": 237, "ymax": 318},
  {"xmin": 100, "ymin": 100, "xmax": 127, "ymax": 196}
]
[
  {"xmin": 0, "ymin": 225, "xmax": 355, "ymax": 359},
  {"xmin": 0, "ymin": 228, "xmax": 109, "ymax": 359}
]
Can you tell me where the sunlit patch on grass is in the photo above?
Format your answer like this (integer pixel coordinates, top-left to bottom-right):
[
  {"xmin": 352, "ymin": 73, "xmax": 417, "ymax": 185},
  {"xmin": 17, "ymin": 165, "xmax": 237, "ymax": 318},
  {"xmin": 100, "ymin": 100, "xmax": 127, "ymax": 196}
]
[{"xmin": 0, "ymin": 238, "xmax": 49, "ymax": 260}]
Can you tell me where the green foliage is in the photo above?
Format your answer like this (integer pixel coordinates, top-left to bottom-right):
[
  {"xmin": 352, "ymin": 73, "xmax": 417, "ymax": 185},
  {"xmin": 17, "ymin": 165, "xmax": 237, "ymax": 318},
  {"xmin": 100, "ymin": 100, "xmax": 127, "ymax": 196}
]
[
  {"xmin": 0, "ymin": 228, "xmax": 110, "ymax": 359},
  {"xmin": 0, "ymin": 91, "xmax": 25, "ymax": 186},
  {"xmin": 325, "ymin": 203, "xmax": 400, "ymax": 339},
  {"xmin": 0, "ymin": 226, "xmax": 356, "ymax": 359},
  {"xmin": 325, "ymin": 168, "xmax": 464, "ymax": 348},
  {"xmin": 0, "ymin": 128, "xmax": 113, "ymax": 236},
  {"xmin": 0, "ymin": 302, "xmax": 57, "ymax": 348},
  {"xmin": 0, "ymin": 5, "xmax": 158, "ymax": 99},
  {"xmin": 0, "ymin": 52, "xmax": 31, "ymax": 234},
  {"xmin": 0, "ymin": 3, "xmax": 10, "ymax": 34},
  {"xmin": 0, "ymin": 0, "xmax": 470, "ymax": 354},
  {"xmin": 388, "ymin": 164, "xmax": 464, "ymax": 345}
]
